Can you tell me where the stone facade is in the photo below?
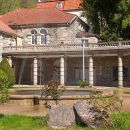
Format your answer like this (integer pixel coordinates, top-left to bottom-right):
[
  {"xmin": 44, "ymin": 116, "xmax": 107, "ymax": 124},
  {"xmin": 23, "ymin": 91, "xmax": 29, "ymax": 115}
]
[
  {"xmin": 0, "ymin": 33, "xmax": 16, "ymax": 62},
  {"xmin": 14, "ymin": 19, "xmax": 88, "ymax": 46},
  {"xmin": 2, "ymin": 35, "xmax": 16, "ymax": 47}
]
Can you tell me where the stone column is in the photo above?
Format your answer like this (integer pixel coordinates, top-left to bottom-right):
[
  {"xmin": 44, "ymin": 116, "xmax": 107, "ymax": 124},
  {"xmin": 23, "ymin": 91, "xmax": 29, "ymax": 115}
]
[
  {"xmin": 60, "ymin": 56, "xmax": 65, "ymax": 85},
  {"xmin": 89, "ymin": 56, "xmax": 93, "ymax": 86},
  {"xmin": 8, "ymin": 56, "xmax": 12, "ymax": 67},
  {"xmin": 118, "ymin": 56, "xmax": 123, "ymax": 87},
  {"xmin": 0, "ymin": 35, "xmax": 3, "ymax": 62},
  {"xmin": 64, "ymin": 58, "xmax": 67, "ymax": 84},
  {"xmin": 33, "ymin": 57, "xmax": 38, "ymax": 85}
]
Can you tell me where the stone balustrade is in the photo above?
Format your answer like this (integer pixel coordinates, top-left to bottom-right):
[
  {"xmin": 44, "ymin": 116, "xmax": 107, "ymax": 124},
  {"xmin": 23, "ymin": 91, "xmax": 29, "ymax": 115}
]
[{"xmin": 2, "ymin": 41, "xmax": 130, "ymax": 53}]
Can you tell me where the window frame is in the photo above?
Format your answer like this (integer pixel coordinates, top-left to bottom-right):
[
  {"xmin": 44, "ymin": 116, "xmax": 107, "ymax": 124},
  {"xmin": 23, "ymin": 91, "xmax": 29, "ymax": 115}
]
[
  {"xmin": 40, "ymin": 29, "xmax": 47, "ymax": 45},
  {"xmin": 31, "ymin": 30, "xmax": 37, "ymax": 45},
  {"xmin": 56, "ymin": 2, "xmax": 62, "ymax": 8}
]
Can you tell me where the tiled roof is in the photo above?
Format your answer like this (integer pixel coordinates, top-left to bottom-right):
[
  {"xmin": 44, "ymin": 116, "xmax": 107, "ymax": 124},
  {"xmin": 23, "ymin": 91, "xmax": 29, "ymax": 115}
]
[
  {"xmin": 0, "ymin": 20, "xmax": 16, "ymax": 36},
  {"xmin": 64, "ymin": 0, "xmax": 82, "ymax": 10},
  {"xmin": 36, "ymin": 0, "xmax": 82, "ymax": 11},
  {"xmin": 0, "ymin": 8, "xmax": 76, "ymax": 26}
]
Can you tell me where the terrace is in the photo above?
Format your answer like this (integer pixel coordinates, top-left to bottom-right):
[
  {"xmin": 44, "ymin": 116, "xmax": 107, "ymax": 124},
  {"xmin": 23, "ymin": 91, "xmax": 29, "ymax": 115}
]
[{"xmin": 3, "ymin": 41, "xmax": 130, "ymax": 54}]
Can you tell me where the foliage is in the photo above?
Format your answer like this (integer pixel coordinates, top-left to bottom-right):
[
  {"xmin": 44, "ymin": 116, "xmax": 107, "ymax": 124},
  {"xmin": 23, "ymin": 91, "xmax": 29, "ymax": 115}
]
[
  {"xmin": 41, "ymin": 80, "xmax": 64, "ymax": 108},
  {"xmin": 79, "ymin": 80, "xmax": 91, "ymax": 88},
  {"xmin": 0, "ymin": 0, "xmax": 36, "ymax": 15},
  {"xmin": 0, "ymin": 69, "xmax": 8, "ymax": 88},
  {"xmin": 0, "ymin": 69, "xmax": 9, "ymax": 103},
  {"xmin": 83, "ymin": 0, "xmax": 130, "ymax": 41},
  {"xmin": 0, "ymin": 0, "xmax": 20, "ymax": 15},
  {"xmin": 19, "ymin": 0, "xmax": 37, "ymax": 8},
  {"xmin": 86, "ymin": 94, "xmax": 128, "ymax": 129},
  {"xmin": 0, "ymin": 58, "xmax": 15, "ymax": 88},
  {"xmin": 87, "ymin": 94, "xmax": 123, "ymax": 112}
]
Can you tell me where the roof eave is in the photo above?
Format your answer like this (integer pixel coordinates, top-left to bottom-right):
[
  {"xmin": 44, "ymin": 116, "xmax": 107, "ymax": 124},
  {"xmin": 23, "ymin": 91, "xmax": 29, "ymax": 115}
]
[
  {"xmin": 9, "ymin": 22, "xmax": 72, "ymax": 28},
  {"xmin": 68, "ymin": 15, "xmax": 77, "ymax": 25},
  {"xmin": 0, "ymin": 30, "xmax": 17, "ymax": 38},
  {"xmin": 63, "ymin": 8, "xmax": 82, "ymax": 11}
]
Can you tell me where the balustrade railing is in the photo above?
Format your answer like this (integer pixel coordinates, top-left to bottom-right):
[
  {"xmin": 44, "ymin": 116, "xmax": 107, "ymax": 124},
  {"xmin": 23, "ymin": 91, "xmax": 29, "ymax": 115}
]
[{"xmin": 3, "ymin": 41, "xmax": 130, "ymax": 53}]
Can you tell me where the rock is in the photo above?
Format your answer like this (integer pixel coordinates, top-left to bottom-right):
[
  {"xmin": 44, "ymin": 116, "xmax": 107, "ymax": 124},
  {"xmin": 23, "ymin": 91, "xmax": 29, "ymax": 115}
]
[
  {"xmin": 73, "ymin": 101, "xmax": 110, "ymax": 128},
  {"xmin": 47, "ymin": 105, "xmax": 76, "ymax": 129}
]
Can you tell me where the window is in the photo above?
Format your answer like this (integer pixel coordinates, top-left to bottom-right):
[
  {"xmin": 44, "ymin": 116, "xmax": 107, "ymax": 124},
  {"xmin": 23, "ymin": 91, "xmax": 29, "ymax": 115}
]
[
  {"xmin": 56, "ymin": 2, "xmax": 62, "ymax": 8},
  {"xmin": 40, "ymin": 29, "xmax": 47, "ymax": 44},
  {"xmin": 31, "ymin": 30, "xmax": 37, "ymax": 44}
]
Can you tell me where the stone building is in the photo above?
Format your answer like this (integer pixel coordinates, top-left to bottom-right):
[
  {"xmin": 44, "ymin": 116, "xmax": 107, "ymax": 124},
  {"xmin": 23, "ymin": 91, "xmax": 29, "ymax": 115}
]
[{"xmin": 0, "ymin": 7, "xmax": 129, "ymax": 87}]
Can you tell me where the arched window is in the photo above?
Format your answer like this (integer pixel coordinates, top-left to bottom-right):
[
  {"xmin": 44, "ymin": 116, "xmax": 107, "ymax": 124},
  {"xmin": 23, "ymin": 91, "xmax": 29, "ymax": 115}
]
[
  {"xmin": 40, "ymin": 29, "xmax": 47, "ymax": 44},
  {"xmin": 31, "ymin": 30, "xmax": 37, "ymax": 44}
]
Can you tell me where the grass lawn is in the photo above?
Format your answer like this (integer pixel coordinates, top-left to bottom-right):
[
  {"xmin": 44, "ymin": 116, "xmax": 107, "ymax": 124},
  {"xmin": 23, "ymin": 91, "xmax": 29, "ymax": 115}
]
[{"xmin": 0, "ymin": 113, "xmax": 130, "ymax": 130}]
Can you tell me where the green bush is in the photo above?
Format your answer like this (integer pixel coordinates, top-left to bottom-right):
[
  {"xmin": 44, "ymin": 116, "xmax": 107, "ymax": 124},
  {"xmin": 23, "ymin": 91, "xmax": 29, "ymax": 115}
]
[
  {"xmin": 0, "ymin": 58, "xmax": 15, "ymax": 88},
  {"xmin": 0, "ymin": 69, "xmax": 8, "ymax": 88},
  {"xmin": 79, "ymin": 80, "xmax": 90, "ymax": 88},
  {"xmin": 0, "ymin": 69, "xmax": 9, "ymax": 103}
]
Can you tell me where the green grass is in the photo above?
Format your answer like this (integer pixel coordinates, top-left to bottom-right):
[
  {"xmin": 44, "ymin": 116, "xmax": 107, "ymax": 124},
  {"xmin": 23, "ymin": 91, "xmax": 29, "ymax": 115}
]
[{"xmin": 0, "ymin": 113, "xmax": 130, "ymax": 130}]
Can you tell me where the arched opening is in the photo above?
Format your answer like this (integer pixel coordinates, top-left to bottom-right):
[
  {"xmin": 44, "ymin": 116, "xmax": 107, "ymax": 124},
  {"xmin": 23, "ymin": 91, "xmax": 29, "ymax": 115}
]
[
  {"xmin": 40, "ymin": 29, "xmax": 47, "ymax": 44},
  {"xmin": 31, "ymin": 30, "xmax": 37, "ymax": 44}
]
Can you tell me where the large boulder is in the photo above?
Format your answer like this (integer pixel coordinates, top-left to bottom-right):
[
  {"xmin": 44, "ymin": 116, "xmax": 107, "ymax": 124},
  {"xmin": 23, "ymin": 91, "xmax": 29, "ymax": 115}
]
[
  {"xmin": 47, "ymin": 105, "xmax": 76, "ymax": 129},
  {"xmin": 73, "ymin": 101, "xmax": 110, "ymax": 128}
]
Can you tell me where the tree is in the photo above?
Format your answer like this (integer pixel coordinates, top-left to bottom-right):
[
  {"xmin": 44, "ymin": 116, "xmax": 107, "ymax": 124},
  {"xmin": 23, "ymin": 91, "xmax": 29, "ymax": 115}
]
[
  {"xmin": 0, "ymin": 58, "xmax": 15, "ymax": 88},
  {"xmin": 0, "ymin": 0, "xmax": 36, "ymax": 15},
  {"xmin": 82, "ymin": 0, "xmax": 130, "ymax": 41},
  {"xmin": 20, "ymin": 0, "xmax": 37, "ymax": 8},
  {"xmin": 0, "ymin": 0, "xmax": 20, "ymax": 15},
  {"xmin": 113, "ymin": 0, "xmax": 130, "ymax": 39}
]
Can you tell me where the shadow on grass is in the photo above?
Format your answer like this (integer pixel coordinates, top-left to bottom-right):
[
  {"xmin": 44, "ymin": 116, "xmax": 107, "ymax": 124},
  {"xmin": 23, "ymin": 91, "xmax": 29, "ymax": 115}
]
[{"xmin": 0, "ymin": 114, "xmax": 4, "ymax": 118}]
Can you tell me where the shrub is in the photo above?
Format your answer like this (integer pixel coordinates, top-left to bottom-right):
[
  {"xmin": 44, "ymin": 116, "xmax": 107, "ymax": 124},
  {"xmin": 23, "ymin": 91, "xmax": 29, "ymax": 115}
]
[
  {"xmin": 41, "ymin": 80, "xmax": 64, "ymax": 108},
  {"xmin": 0, "ymin": 69, "xmax": 8, "ymax": 89},
  {"xmin": 0, "ymin": 58, "xmax": 15, "ymax": 88},
  {"xmin": 79, "ymin": 80, "xmax": 90, "ymax": 88},
  {"xmin": 86, "ymin": 94, "xmax": 126, "ymax": 129},
  {"xmin": 0, "ymin": 69, "xmax": 9, "ymax": 103}
]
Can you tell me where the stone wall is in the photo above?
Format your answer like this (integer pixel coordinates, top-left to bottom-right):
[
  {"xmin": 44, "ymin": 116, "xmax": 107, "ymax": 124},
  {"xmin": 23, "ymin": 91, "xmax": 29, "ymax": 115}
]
[
  {"xmin": 14, "ymin": 19, "xmax": 87, "ymax": 46},
  {"xmin": 2, "ymin": 34, "xmax": 16, "ymax": 47}
]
